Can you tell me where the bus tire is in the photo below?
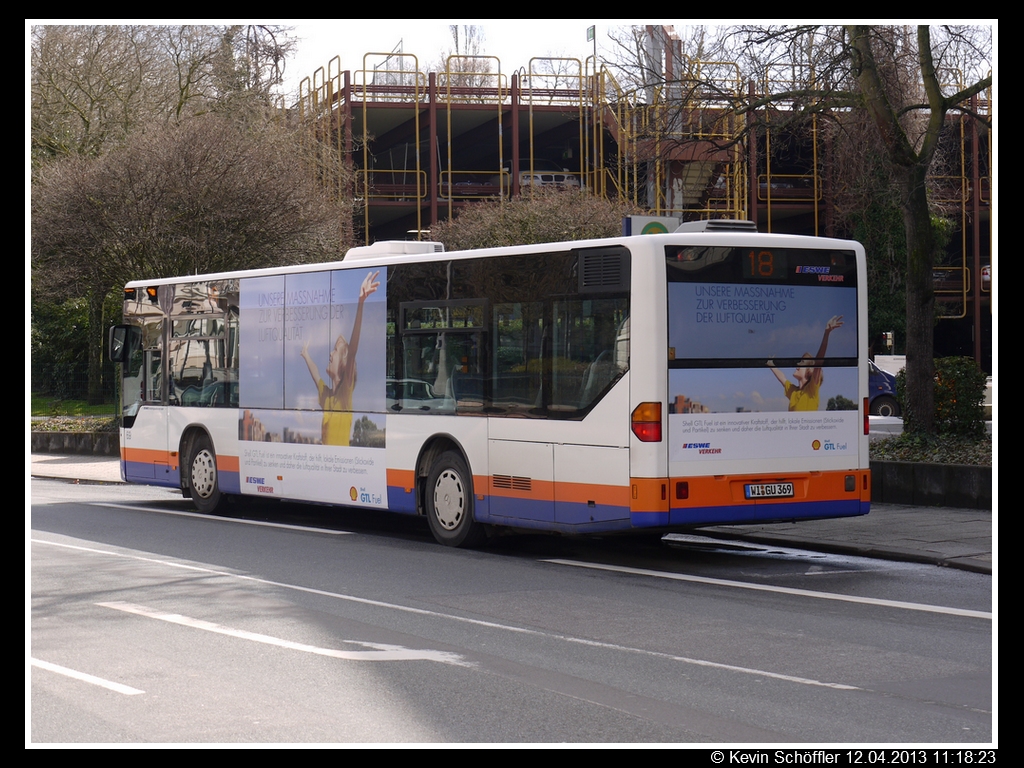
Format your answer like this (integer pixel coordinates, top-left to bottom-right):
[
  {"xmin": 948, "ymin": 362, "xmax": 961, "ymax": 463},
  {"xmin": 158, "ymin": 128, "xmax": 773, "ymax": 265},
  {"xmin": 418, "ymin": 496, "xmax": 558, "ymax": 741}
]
[
  {"xmin": 426, "ymin": 451, "xmax": 485, "ymax": 547},
  {"xmin": 870, "ymin": 395, "xmax": 900, "ymax": 418},
  {"xmin": 188, "ymin": 434, "xmax": 224, "ymax": 514}
]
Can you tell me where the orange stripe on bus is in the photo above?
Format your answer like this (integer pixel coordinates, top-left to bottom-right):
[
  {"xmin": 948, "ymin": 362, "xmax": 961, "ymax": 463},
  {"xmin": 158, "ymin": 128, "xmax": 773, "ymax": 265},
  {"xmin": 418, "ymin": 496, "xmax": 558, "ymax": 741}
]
[
  {"xmin": 121, "ymin": 447, "xmax": 239, "ymax": 474},
  {"xmin": 387, "ymin": 468, "xmax": 416, "ymax": 491},
  {"xmin": 486, "ymin": 480, "xmax": 628, "ymax": 506},
  {"xmin": 488, "ymin": 478, "xmax": 556, "ymax": 501},
  {"xmin": 217, "ymin": 454, "xmax": 239, "ymax": 472},
  {"xmin": 121, "ymin": 447, "xmax": 171, "ymax": 464},
  {"xmin": 630, "ymin": 477, "xmax": 670, "ymax": 514},
  {"xmin": 385, "ymin": 471, "xmax": 630, "ymax": 508},
  {"xmin": 669, "ymin": 470, "xmax": 870, "ymax": 507}
]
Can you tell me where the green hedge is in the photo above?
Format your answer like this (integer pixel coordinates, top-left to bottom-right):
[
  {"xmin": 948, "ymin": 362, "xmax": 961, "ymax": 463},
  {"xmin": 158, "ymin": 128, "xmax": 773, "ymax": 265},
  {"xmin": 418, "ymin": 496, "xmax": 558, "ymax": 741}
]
[{"xmin": 896, "ymin": 356, "xmax": 987, "ymax": 438}]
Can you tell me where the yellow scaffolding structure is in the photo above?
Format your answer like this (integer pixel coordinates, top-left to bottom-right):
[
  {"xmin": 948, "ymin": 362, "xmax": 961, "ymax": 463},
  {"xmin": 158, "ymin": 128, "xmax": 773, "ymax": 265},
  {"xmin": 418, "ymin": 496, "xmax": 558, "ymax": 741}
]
[
  {"xmin": 297, "ymin": 56, "xmax": 356, "ymax": 249},
  {"xmin": 294, "ymin": 43, "xmax": 990, "ymax": 278},
  {"xmin": 440, "ymin": 55, "xmax": 505, "ymax": 222}
]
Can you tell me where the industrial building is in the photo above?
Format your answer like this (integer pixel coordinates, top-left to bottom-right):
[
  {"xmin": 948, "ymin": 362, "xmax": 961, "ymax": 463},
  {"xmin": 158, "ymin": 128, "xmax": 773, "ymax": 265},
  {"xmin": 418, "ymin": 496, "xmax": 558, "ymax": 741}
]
[{"xmin": 295, "ymin": 28, "xmax": 991, "ymax": 369}]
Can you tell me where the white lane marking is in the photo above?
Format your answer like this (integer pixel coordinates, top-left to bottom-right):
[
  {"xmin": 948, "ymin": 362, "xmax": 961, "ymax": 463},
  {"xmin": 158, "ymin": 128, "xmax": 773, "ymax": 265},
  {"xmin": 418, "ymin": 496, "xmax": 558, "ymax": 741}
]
[
  {"xmin": 91, "ymin": 502, "xmax": 353, "ymax": 535},
  {"xmin": 97, "ymin": 601, "xmax": 469, "ymax": 666},
  {"xmin": 34, "ymin": 538, "xmax": 857, "ymax": 691},
  {"xmin": 664, "ymin": 534, "xmax": 906, "ymax": 572},
  {"xmin": 542, "ymin": 559, "xmax": 992, "ymax": 620},
  {"xmin": 31, "ymin": 657, "xmax": 144, "ymax": 695}
]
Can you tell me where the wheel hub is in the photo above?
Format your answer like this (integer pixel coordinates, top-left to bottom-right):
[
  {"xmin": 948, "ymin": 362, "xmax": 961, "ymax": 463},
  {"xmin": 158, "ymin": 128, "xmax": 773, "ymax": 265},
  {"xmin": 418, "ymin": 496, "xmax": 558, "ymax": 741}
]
[
  {"xmin": 192, "ymin": 450, "xmax": 217, "ymax": 499},
  {"xmin": 433, "ymin": 469, "xmax": 464, "ymax": 530}
]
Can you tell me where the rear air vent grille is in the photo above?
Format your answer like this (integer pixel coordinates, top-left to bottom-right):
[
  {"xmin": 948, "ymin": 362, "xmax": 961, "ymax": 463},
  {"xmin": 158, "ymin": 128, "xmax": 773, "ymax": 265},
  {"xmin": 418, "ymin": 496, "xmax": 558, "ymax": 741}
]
[
  {"xmin": 493, "ymin": 475, "xmax": 533, "ymax": 491},
  {"xmin": 578, "ymin": 247, "xmax": 630, "ymax": 292}
]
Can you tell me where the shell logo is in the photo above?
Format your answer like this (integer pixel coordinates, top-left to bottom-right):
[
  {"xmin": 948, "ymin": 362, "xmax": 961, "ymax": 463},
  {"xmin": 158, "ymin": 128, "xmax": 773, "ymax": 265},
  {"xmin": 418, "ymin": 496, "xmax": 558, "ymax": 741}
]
[
  {"xmin": 349, "ymin": 486, "xmax": 358, "ymax": 501},
  {"xmin": 812, "ymin": 440, "xmax": 821, "ymax": 450}
]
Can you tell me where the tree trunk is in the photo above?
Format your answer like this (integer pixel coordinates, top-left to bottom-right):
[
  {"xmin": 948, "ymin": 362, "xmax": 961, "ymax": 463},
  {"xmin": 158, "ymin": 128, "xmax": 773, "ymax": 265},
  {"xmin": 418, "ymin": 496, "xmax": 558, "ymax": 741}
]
[{"xmin": 898, "ymin": 165, "xmax": 936, "ymax": 434}]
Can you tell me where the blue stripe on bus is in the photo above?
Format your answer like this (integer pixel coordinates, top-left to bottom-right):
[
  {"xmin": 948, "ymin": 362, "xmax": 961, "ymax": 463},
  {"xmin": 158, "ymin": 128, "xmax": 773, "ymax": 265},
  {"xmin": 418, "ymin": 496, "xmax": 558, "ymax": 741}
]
[
  {"xmin": 121, "ymin": 461, "xmax": 242, "ymax": 495},
  {"xmin": 122, "ymin": 461, "xmax": 179, "ymax": 489},
  {"xmin": 481, "ymin": 496, "xmax": 631, "ymax": 527},
  {"xmin": 333, "ymin": 484, "xmax": 867, "ymax": 532},
  {"xmin": 385, "ymin": 485, "xmax": 635, "ymax": 530},
  {"xmin": 219, "ymin": 471, "xmax": 240, "ymax": 495},
  {"xmin": 662, "ymin": 499, "xmax": 869, "ymax": 527},
  {"xmin": 387, "ymin": 486, "xmax": 419, "ymax": 515},
  {"xmin": 483, "ymin": 512, "xmax": 635, "ymax": 535}
]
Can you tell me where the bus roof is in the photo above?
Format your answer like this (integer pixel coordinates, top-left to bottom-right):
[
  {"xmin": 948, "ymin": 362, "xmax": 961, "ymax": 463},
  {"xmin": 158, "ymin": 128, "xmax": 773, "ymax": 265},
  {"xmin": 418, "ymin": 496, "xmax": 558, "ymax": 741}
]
[{"xmin": 122, "ymin": 230, "xmax": 863, "ymax": 288}]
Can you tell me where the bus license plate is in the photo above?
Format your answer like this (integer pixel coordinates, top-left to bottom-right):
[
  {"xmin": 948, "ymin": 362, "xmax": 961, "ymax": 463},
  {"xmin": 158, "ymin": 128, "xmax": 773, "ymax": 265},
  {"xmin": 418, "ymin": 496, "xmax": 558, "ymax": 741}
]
[{"xmin": 745, "ymin": 482, "xmax": 794, "ymax": 499}]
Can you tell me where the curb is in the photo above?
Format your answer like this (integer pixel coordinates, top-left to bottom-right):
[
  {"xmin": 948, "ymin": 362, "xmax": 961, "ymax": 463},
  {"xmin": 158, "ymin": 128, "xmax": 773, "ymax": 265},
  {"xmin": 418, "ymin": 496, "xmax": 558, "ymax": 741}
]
[{"xmin": 698, "ymin": 529, "xmax": 992, "ymax": 575}]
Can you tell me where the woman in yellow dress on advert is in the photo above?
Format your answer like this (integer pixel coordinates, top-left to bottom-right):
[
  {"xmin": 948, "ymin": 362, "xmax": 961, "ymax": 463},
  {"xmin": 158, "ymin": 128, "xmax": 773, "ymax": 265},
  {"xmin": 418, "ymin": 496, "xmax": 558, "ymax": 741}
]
[
  {"xmin": 767, "ymin": 315, "xmax": 844, "ymax": 411},
  {"xmin": 299, "ymin": 270, "xmax": 380, "ymax": 445}
]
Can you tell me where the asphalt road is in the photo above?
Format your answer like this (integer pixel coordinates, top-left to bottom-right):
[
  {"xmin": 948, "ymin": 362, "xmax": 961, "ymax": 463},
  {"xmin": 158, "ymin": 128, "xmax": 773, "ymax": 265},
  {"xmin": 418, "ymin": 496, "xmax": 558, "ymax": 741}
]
[{"xmin": 30, "ymin": 478, "xmax": 993, "ymax": 745}]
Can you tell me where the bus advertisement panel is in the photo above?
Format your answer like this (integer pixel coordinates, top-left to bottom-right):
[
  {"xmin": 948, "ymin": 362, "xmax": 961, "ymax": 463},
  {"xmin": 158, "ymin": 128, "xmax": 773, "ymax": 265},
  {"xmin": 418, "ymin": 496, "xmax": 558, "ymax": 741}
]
[
  {"xmin": 667, "ymin": 279, "xmax": 859, "ymax": 463},
  {"xmin": 237, "ymin": 268, "xmax": 388, "ymax": 507},
  {"xmin": 666, "ymin": 245, "xmax": 860, "ymax": 463}
]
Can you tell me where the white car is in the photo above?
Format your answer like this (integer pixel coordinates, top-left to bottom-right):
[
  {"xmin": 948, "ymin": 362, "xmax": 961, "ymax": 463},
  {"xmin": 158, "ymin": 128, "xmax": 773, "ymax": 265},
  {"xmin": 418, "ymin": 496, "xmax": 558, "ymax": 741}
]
[
  {"xmin": 386, "ymin": 378, "xmax": 448, "ymax": 412},
  {"xmin": 492, "ymin": 159, "xmax": 580, "ymax": 194}
]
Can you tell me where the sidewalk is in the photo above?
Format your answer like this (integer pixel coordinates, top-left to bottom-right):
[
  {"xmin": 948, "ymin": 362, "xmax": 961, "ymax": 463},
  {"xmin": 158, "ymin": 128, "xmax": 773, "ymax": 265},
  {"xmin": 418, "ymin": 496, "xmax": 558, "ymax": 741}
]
[{"xmin": 30, "ymin": 453, "xmax": 992, "ymax": 575}]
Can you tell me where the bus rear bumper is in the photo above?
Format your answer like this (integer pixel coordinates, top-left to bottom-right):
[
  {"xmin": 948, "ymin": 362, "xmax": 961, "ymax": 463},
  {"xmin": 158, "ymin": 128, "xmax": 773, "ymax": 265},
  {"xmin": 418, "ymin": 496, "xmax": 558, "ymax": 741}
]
[
  {"xmin": 630, "ymin": 470, "xmax": 870, "ymax": 528},
  {"xmin": 632, "ymin": 499, "xmax": 869, "ymax": 528}
]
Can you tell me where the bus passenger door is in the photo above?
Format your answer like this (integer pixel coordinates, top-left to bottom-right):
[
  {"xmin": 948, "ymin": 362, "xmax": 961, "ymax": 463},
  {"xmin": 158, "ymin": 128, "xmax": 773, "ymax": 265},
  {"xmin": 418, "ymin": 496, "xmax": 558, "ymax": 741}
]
[{"xmin": 121, "ymin": 346, "xmax": 170, "ymax": 483}]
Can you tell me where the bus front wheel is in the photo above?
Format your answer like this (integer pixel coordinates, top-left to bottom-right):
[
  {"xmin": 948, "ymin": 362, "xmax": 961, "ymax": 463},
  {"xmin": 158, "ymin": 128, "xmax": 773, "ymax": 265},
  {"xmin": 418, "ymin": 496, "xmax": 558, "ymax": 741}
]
[
  {"xmin": 426, "ymin": 451, "xmax": 486, "ymax": 548},
  {"xmin": 188, "ymin": 435, "xmax": 223, "ymax": 514}
]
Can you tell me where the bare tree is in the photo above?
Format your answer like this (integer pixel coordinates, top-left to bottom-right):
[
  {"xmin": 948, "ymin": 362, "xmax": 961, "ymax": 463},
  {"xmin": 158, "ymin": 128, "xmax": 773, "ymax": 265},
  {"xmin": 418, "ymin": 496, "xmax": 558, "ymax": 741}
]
[
  {"xmin": 449, "ymin": 25, "xmax": 485, "ymax": 58},
  {"xmin": 826, "ymin": 26, "xmax": 989, "ymax": 434},
  {"xmin": 829, "ymin": 110, "xmax": 910, "ymax": 354},
  {"xmin": 434, "ymin": 24, "xmax": 497, "ymax": 97},
  {"xmin": 604, "ymin": 24, "xmax": 992, "ymax": 434},
  {"xmin": 605, "ymin": 24, "xmax": 729, "ymax": 99},
  {"xmin": 32, "ymin": 115, "xmax": 350, "ymax": 403},
  {"xmin": 31, "ymin": 23, "xmax": 306, "ymax": 403},
  {"xmin": 30, "ymin": 24, "xmax": 297, "ymax": 164},
  {"xmin": 31, "ymin": 25, "xmax": 162, "ymax": 160},
  {"xmin": 229, "ymin": 24, "xmax": 295, "ymax": 96},
  {"xmin": 210, "ymin": 25, "xmax": 297, "ymax": 114},
  {"xmin": 156, "ymin": 25, "xmax": 224, "ymax": 120},
  {"xmin": 429, "ymin": 187, "xmax": 638, "ymax": 252}
]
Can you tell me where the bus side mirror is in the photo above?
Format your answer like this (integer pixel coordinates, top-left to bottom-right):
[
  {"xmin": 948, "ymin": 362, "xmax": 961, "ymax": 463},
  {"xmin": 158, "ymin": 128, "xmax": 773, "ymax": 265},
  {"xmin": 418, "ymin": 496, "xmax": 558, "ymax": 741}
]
[{"xmin": 108, "ymin": 325, "xmax": 140, "ymax": 363}]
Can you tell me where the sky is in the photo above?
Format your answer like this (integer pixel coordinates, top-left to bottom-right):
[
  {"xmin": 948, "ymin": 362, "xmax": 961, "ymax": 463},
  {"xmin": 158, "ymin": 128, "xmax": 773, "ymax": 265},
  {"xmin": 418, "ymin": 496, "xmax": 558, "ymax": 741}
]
[{"xmin": 281, "ymin": 19, "xmax": 617, "ymax": 99}]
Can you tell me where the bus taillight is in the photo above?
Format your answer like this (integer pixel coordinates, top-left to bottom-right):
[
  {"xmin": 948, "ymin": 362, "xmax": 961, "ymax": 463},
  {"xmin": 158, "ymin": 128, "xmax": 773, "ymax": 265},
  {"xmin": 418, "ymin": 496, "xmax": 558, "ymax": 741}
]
[{"xmin": 631, "ymin": 402, "xmax": 662, "ymax": 442}]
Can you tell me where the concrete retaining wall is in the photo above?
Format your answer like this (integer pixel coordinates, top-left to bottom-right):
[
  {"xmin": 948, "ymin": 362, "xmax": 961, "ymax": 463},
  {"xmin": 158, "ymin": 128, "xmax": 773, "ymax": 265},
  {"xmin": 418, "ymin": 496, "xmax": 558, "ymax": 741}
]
[
  {"xmin": 869, "ymin": 460, "xmax": 991, "ymax": 509},
  {"xmin": 31, "ymin": 431, "xmax": 120, "ymax": 457}
]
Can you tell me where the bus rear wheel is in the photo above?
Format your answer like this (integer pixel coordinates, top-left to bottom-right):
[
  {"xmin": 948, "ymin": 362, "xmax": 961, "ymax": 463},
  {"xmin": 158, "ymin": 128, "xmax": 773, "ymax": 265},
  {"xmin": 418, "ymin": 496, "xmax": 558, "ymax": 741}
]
[
  {"xmin": 426, "ymin": 451, "xmax": 486, "ymax": 548},
  {"xmin": 188, "ymin": 435, "xmax": 224, "ymax": 514}
]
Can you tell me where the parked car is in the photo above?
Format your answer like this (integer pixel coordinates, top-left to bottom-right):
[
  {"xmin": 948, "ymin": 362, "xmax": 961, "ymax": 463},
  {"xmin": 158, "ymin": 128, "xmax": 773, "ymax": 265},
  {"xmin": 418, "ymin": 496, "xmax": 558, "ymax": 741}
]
[
  {"xmin": 491, "ymin": 158, "xmax": 581, "ymax": 194},
  {"xmin": 386, "ymin": 378, "xmax": 448, "ymax": 412},
  {"xmin": 868, "ymin": 360, "xmax": 901, "ymax": 417}
]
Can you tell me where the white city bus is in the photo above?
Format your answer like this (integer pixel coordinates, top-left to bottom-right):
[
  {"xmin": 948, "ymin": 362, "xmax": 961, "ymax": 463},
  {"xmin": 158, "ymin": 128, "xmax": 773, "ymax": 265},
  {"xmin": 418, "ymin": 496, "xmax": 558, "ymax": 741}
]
[{"xmin": 109, "ymin": 220, "xmax": 871, "ymax": 546}]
